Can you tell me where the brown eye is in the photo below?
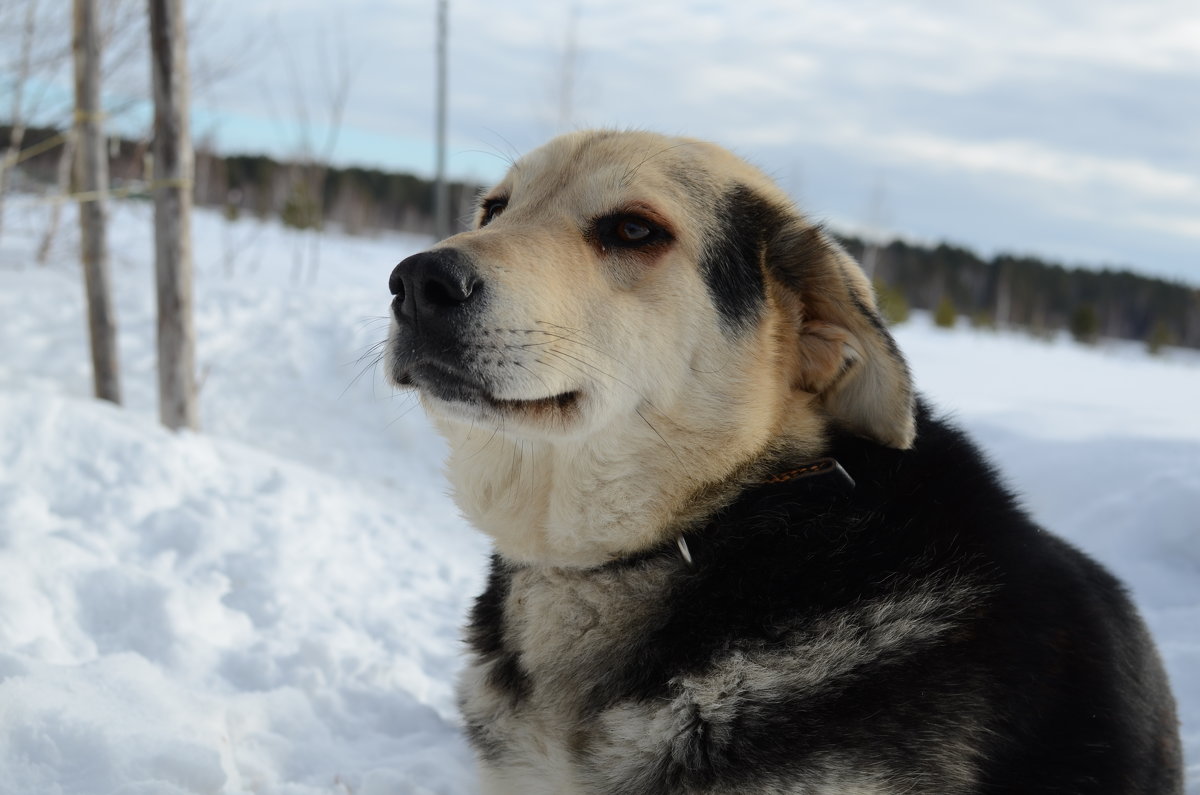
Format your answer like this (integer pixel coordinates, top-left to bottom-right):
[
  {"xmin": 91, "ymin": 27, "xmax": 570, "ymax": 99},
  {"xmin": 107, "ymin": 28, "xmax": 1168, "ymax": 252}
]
[
  {"xmin": 480, "ymin": 199, "xmax": 507, "ymax": 227},
  {"xmin": 616, "ymin": 219, "xmax": 650, "ymax": 243},
  {"xmin": 591, "ymin": 213, "xmax": 671, "ymax": 250}
]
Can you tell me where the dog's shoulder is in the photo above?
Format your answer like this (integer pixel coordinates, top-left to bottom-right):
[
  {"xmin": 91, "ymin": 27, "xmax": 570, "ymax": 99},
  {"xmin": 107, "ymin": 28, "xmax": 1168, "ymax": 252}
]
[{"xmin": 817, "ymin": 401, "xmax": 1183, "ymax": 790}]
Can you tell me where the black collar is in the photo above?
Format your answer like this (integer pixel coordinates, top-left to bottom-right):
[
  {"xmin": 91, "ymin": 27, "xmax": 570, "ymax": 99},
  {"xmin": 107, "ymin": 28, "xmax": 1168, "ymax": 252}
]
[
  {"xmin": 673, "ymin": 457, "xmax": 855, "ymax": 568},
  {"xmin": 761, "ymin": 456, "xmax": 855, "ymax": 491}
]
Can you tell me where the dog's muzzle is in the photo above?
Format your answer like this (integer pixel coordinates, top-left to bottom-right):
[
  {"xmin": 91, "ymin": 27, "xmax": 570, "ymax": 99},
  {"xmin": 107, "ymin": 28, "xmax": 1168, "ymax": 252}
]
[{"xmin": 387, "ymin": 248, "xmax": 491, "ymax": 398}]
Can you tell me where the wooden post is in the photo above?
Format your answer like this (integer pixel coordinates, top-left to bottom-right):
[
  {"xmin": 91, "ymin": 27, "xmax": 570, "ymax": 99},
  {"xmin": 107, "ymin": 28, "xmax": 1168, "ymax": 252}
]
[
  {"xmin": 0, "ymin": 0, "xmax": 39, "ymax": 242},
  {"xmin": 149, "ymin": 0, "xmax": 198, "ymax": 430},
  {"xmin": 73, "ymin": 0, "xmax": 122, "ymax": 404},
  {"xmin": 36, "ymin": 129, "xmax": 77, "ymax": 265}
]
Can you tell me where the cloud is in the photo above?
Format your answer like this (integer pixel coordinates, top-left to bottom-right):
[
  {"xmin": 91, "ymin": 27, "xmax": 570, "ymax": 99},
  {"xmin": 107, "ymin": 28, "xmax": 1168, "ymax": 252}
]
[
  {"xmin": 1128, "ymin": 213, "xmax": 1200, "ymax": 242},
  {"xmin": 868, "ymin": 132, "xmax": 1199, "ymax": 201}
]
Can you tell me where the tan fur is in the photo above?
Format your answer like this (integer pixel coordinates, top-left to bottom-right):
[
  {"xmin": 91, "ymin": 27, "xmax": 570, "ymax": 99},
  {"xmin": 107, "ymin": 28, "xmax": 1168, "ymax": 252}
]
[{"xmin": 386, "ymin": 130, "xmax": 913, "ymax": 568}]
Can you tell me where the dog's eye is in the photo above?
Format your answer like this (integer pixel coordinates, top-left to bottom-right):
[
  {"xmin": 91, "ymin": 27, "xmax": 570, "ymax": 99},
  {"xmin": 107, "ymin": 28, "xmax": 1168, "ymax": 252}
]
[
  {"xmin": 480, "ymin": 200, "xmax": 507, "ymax": 227},
  {"xmin": 616, "ymin": 219, "xmax": 651, "ymax": 243},
  {"xmin": 593, "ymin": 213, "xmax": 670, "ymax": 250}
]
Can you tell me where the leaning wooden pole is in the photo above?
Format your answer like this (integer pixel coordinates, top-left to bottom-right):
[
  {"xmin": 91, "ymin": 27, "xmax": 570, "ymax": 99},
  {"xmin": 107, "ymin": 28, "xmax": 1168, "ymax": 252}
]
[
  {"xmin": 73, "ymin": 0, "xmax": 122, "ymax": 404},
  {"xmin": 149, "ymin": 0, "xmax": 198, "ymax": 430}
]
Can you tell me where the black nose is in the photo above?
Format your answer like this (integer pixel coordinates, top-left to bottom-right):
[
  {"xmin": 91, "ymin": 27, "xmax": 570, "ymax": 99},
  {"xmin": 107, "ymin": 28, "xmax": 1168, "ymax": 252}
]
[{"xmin": 389, "ymin": 248, "xmax": 482, "ymax": 322}]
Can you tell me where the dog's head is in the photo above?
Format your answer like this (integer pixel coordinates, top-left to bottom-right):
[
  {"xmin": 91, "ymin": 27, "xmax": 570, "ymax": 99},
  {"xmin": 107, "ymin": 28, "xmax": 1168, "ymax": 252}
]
[{"xmin": 385, "ymin": 130, "xmax": 913, "ymax": 563}]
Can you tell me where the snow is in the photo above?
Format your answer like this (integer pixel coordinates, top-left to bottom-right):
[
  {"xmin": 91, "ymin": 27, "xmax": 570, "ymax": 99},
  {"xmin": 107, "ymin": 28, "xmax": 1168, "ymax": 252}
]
[{"xmin": 0, "ymin": 202, "xmax": 1197, "ymax": 793}]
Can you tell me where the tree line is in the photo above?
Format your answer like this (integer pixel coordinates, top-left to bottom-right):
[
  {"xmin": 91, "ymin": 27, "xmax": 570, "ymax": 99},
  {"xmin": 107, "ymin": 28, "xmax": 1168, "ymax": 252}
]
[
  {"xmin": 7, "ymin": 122, "xmax": 1198, "ymax": 353},
  {"xmin": 5, "ymin": 123, "xmax": 482, "ymax": 237},
  {"xmin": 837, "ymin": 236, "xmax": 1199, "ymax": 351}
]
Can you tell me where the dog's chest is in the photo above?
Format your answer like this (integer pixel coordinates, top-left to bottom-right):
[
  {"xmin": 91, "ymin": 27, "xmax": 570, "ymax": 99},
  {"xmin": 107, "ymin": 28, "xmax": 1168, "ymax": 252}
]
[
  {"xmin": 458, "ymin": 560, "xmax": 677, "ymax": 791},
  {"xmin": 505, "ymin": 562, "xmax": 673, "ymax": 690},
  {"xmin": 458, "ymin": 544, "xmax": 999, "ymax": 795}
]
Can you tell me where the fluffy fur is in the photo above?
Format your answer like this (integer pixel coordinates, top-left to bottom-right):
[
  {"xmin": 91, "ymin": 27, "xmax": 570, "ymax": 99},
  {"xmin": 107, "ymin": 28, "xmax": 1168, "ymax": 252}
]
[{"xmin": 384, "ymin": 130, "xmax": 1182, "ymax": 793}]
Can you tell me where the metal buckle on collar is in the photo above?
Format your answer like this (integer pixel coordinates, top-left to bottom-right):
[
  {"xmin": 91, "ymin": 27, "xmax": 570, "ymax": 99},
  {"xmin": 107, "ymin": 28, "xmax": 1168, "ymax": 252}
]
[
  {"xmin": 675, "ymin": 536, "xmax": 694, "ymax": 566},
  {"xmin": 762, "ymin": 457, "xmax": 855, "ymax": 488}
]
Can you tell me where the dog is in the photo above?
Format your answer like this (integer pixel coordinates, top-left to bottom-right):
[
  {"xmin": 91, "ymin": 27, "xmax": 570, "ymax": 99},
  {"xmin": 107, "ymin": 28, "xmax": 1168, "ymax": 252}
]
[{"xmin": 385, "ymin": 130, "xmax": 1182, "ymax": 793}]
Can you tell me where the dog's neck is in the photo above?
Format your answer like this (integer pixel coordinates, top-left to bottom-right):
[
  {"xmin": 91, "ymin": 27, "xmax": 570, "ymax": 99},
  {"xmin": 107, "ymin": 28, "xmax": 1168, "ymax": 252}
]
[{"xmin": 433, "ymin": 378, "xmax": 826, "ymax": 569}]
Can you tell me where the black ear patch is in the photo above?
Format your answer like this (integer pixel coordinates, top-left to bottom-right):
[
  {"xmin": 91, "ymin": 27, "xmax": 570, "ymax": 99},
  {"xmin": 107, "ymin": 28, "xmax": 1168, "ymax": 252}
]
[{"xmin": 700, "ymin": 185, "xmax": 787, "ymax": 333}]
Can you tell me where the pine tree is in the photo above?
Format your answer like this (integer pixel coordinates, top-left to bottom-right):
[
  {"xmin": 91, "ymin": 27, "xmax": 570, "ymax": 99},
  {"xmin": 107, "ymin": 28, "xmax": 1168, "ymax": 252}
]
[
  {"xmin": 1146, "ymin": 321, "xmax": 1173, "ymax": 356},
  {"xmin": 873, "ymin": 280, "xmax": 910, "ymax": 325},
  {"xmin": 934, "ymin": 295, "xmax": 957, "ymax": 328},
  {"xmin": 1070, "ymin": 305, "xmax": 1099, "ymax": 345}
]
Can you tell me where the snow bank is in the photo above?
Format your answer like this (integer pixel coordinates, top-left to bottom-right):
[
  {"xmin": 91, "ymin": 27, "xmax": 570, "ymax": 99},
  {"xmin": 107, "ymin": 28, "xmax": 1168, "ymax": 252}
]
[{"xmin": 0, "ymin": 203, "xmax": 1196, "ymax": 792}]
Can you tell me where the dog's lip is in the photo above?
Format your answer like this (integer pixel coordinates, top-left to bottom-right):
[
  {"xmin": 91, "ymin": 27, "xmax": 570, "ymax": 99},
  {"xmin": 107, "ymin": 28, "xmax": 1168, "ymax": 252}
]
[
  {"xmin": 407, "ymin": 361, "xmax": 581, "ymax": 418},
  {"xmin": 483, "ymin": 390, "xmax": 581, "ymax": 415}
]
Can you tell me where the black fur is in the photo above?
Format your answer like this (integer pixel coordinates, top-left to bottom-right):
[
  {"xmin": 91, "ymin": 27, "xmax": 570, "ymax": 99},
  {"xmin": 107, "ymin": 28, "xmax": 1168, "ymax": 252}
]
[
  {"xmin": 699, "ymin": 185, "xmax": 785, "ymax": 332},
  {"xmin": 465, "ymin": 401, "xmax": 1182, "ymax": 793},
  {"xmin": 465, "ymin": 555, "xmax": 530, "ymax": 703}
]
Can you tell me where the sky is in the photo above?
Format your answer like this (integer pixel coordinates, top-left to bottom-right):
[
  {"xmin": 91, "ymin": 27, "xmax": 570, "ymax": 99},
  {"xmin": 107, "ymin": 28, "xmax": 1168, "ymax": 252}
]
[{"xmin": 6, "ymin": 0, "xmax": 1199, "ymax": 285}]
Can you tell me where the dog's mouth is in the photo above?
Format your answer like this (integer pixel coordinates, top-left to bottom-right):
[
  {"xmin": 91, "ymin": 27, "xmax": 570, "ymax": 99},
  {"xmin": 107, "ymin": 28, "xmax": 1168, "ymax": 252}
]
[
  {"xmin": 402, "ymin": 361, "xmax": 581, "ymax": 422},
  {"xmin": 484, "ymin": 390, "xmax": 581, "ymax": 416}
]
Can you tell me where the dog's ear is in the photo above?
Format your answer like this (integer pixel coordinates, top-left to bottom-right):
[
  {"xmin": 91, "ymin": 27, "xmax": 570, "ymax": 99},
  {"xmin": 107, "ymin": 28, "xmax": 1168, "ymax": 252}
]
[{"xmin": 767, "ymin": 223, "xmax": 916, "ymax": 449}]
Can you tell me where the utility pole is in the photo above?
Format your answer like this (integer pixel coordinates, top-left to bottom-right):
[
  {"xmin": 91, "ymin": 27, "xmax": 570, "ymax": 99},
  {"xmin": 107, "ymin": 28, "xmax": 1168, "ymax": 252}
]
[
  {"xmin": 861, "ymin": 174, "xmax": 890, "ymax": 281},
  {"xmin": 149, "ymin": 0, "xmax": 199, "ymax": 430},
  {"xmin": 556, "ymin": 4, "xmax": 579, "ymax": 132},
  {"xmin": 433, "ymin": 0, "xmax": 450, "ymax": 240},
  {"xmin": 74, "ymin": 0, "xmax": 122, "ymax": 404}
]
